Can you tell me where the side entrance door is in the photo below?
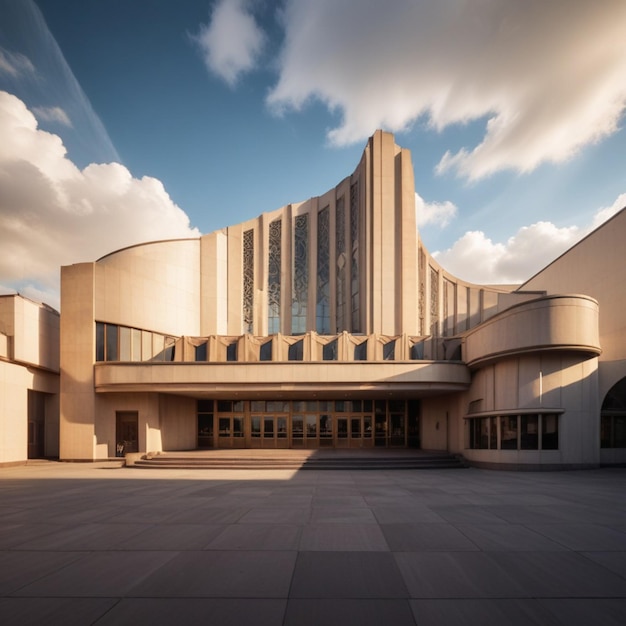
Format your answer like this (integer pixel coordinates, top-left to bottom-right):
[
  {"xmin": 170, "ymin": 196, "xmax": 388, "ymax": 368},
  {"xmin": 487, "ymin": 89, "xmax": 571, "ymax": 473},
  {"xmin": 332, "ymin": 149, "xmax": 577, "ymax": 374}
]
[{"xmin": 116, "ymin": 411, "xmax": 139, "ymax": 456}]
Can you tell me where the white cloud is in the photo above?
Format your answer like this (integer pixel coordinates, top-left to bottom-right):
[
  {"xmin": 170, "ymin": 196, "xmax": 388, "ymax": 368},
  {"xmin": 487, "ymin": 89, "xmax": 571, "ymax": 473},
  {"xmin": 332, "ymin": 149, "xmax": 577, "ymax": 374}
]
[
  {"xmin": 0, "ymin": 48, "xmax": 35, "ymax": 77},
  {"xmin": 433, "ymin": 222, "xmax": 581, "ymax": 284},
  {"xmin": 592, "ymin": 192, "xmax": 626, "ymax": 229},
  {"xmin": 32, "ymin": 105, "xmax": 72, "ymax": 127},
  {"xmin": 268, "ymin": 0, "xmax": 626, "ymax": 180},
  {"xmin": 415, "ymin": 192, "xmax": 457, "ymax": 228},
  {"xmin": 195, "ymin": 0, "xmax": 265, "ymax": 86},
  {"xmin": 432, "ymin": 191, "xmax": 626, "ymax": 284},
  {"xmin": 0, "ymin": 91, "xmax": 199, "ymax": 308}
]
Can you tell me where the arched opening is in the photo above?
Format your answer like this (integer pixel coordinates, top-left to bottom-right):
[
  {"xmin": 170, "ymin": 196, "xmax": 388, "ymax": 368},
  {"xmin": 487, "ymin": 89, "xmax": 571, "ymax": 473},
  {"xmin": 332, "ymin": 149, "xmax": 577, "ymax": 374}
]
[{"xmin": 601, "ymin": 377, "xmax": 626, "ymax": 448}]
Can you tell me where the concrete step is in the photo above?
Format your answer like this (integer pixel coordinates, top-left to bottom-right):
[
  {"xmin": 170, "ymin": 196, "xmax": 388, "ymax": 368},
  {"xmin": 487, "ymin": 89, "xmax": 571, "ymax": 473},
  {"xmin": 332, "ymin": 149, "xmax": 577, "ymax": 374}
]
[{"xmin": 131, "ymin": 451, "xmax": 468, "ymax": 470}]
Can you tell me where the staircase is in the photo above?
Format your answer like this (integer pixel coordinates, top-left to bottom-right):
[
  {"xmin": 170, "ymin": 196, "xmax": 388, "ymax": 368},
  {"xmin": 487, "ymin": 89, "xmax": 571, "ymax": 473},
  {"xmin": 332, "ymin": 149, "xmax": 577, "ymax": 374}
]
[{"xmin": 130, "ymin": 449, "xmax": 468, "ymax": 470}]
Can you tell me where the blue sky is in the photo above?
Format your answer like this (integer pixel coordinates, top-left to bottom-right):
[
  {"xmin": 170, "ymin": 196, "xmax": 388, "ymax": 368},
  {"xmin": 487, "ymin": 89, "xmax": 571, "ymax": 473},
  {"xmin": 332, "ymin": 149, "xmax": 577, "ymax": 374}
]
[{"xmin": 1, "ymin": 0, "xmax": 625, "ymax": 309}]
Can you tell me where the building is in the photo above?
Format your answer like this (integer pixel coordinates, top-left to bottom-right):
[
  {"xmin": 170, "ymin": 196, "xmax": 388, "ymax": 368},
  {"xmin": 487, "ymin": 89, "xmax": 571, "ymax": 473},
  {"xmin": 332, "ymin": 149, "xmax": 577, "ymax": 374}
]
[
  {"xmin": 58, "ymin": 130, "xmax": 626, "ymax": 469},
  {"xmin": 0, "ymin": 294, "xmax": 60, "ymax": 465}
]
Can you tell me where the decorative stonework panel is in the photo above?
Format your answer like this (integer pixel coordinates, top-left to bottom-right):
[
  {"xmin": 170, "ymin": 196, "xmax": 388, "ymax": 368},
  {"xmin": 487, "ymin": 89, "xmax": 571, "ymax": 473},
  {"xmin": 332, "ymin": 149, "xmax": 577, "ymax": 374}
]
[
  {"xmin": 292, "ymin": 213, "xmax": 309, "ymax": 334},
  {"xmin": 350, "ymin": 182, "xmax": 360, "ymax": 332},
  {"xmin": 430, "ymin": 266, "xmax": 439, "ymax": 336},
  {"xmin": 418, "ymin": 248, "xmax": 426, "ymax": 335},
  {"xmin": 243, "ymin": 229, "xmax": 254, "ymax": 333},
  {"xmin": 336, "ymin": 195, "xmax": 346, "ymax": 332},
  {"xmin": 268, "ymin": 219, "xmax": 281, "ymax": 334},
  {"xmin": 317, "ymin": 206, "xmax": 330, "ymax": 333}
]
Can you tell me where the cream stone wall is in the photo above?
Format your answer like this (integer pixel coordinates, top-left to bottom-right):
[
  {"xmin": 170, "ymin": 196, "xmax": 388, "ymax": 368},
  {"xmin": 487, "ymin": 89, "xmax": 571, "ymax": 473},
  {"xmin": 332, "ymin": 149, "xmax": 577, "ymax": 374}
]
[
  {"xmin": 60, "ymin": 263, "xmax": 98, "ymax": 459},
  {"xmin": 463, "ymin": 295, "xmax": 601, "ymax": 368},
  {"xmin": 0, "ymin": 361, "xmax": 30, "ymax": 463},
  {"xmin": 0, "ymin": 295, "xmax": 60, "ymax": 464},
  {"xmin": 94, "ymin": 393, "xmax": 160, "ymax": 458},
  {"xmin": 160, "ymin": 394, "xmax": 196, "ymax": 451},
  {"xmin": 420, "ymin": 396, "xmax": 455, "ymax": 452},
  {"xmin": 94, "ymin": 360, "xmax": 470, "ymax": 397},
  {"xmin": 460, "ymin": 353, "xmax": 599, "ymax": 467},
  {"xmin": 521, "ymin": 209, "xmax": 626, "ymax": 386},
  {"xmin": 95, "ymin": 239, "xmax": 201, "ymax": 337}
]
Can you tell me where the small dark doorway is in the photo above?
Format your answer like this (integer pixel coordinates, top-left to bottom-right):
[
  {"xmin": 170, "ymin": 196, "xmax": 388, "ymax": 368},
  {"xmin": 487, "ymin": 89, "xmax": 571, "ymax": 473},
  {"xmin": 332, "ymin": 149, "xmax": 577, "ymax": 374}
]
[
  {"xmin": 116, "ymin": 411, "xmax": 139, "ymax": 456},
  {"xmin": 407, "ymin": 400, "xmax": 421, "ymax": 448},
  {"xmin": 27, "ymin": 390, "xmax": 46, "ymax": 459}
]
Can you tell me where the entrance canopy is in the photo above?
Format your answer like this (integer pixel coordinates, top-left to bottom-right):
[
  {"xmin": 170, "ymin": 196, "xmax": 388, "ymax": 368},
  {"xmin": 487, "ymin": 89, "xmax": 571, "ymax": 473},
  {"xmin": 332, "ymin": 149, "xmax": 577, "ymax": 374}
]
[{"xmin": 95, "ymin": 360, "xmax": 470, "ymax": 399}]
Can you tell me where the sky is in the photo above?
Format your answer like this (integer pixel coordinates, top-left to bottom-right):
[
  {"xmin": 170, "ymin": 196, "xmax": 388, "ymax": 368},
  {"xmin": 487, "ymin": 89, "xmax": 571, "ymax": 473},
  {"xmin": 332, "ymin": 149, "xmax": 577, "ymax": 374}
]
[{"xmin": 0, "ymin": 0, "xmax": 625, "ymax": 311}]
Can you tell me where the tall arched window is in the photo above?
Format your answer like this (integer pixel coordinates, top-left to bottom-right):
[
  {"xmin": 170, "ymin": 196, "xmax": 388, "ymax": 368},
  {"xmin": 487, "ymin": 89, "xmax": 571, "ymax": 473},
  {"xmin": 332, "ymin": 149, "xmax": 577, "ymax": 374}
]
[{"xmin": 601, "ymin": 377, "xmax": 626, "ymax": 448}]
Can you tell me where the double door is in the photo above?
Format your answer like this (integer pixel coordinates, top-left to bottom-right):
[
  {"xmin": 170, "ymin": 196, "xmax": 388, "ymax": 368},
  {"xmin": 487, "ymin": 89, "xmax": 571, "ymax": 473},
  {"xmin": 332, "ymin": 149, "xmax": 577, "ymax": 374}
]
[{"xmin": 251, "ymin": 414, "xmax": 289, "ymax": 448}]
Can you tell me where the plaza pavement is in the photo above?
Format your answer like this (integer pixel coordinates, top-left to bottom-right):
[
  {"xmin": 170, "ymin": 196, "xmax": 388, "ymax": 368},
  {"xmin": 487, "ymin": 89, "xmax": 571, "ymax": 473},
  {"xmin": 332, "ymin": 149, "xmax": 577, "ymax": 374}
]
[{"xmin": 0, "ymin": 460, "xmax": 625, "ymax": 625}]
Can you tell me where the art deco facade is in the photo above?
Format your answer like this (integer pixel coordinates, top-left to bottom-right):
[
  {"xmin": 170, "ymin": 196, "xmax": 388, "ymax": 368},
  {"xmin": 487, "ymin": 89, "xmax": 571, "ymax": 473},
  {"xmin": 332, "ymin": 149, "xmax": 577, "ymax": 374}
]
[{"xmin": 56, "ymin": 130, "xmax": 626, "ymax": 469}]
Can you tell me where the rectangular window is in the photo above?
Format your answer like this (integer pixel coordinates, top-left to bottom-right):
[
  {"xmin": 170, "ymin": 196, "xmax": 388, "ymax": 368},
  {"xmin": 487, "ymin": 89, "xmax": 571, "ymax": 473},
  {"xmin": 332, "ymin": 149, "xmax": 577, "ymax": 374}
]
[
  {"xmin": 195, "ymin": 342, "xmax": 207, "ymax": 362},
  {"xmin": 601, "ymin": 415, "xmax": 626, "ymax": 448},
  {"xmin": 323, "ymin": 339, "xmax": 337, "ymax": 361},
  {"xmin": 410, "ymin": 341, "xmax": 424, "ymax": 360},
  {"xmin": 233, "ymin": 417, "xmax": 244, "ymax": 437},
  {"xmin": 260, "ymin": 341, "xmax": 272, "ymax": 361},
  {"xmin": 164, "ymin": 337, "xmax": 175, "ymax": 362},
  {"xmin": 351, "ymin": 418, "xmax": 361, "ymax": 438},
  {"xmin": 306, "ymin": 414, "xmax": 317, "ymax": 437},
  {"xmin": 119, "ymin": 326, "xmax": 131, "ymax": 361},
  {"xmin": 267, "ymin": 400, "xmax": 289, "ymax": 412},
  {"xmin": 337, "ymin": 419, "xmax": 348, "ymax": 439},
  {"xmin": 218, "ymin": 418, "xmax": 231, "ymax": 437},
  {"xmin": 541, "ymin": 414, "xmax": 559, "ymax": 450},
  {"xmin": 601, "ymin": 415, "xmax": 612, "ymax": 448},
  {"xmin": 96, "ymin": 322, "xmax": 105, "ymax": 361},
  {"xmin": 383, "ymin": 340, "xmax": 395, "ymax": 361},
  {"xmin": 106, "ymin": 324, "xmax": 118, "ymax": 361},
  {"xmin": 288, "ymin": 340, "xmax": 303, "ymax": 361},
  {"xmin": 354, "ymin": 341, "xmax": 367, "ymax": 361},
  {"xmin": 226, "ymin": 342, "xmax": 237, "ymax": 362},
  {"xmin": 277, "ymin": 417, "xmax": 287, "ymax": 438},
  {"xmin": 363, "ymin": 415, "xmax": 372, "ymax": 438},
  {"xmin": 251, "ymin": 416, "xmax": 261, "ymax": 438},
  {"xmin": 489, "ymin": 416, "xmax": 498, "ymax": 450},
  {"xmin": 292, "ymin": 416, "xmax": 304, "ymax": 439},
  {"xmin": 500, "ymin": 416, "xmax": 518, "ymax": 450},
  {"xmin": 521, "ymin": 414, "xmax": 539, "ymax": 450}
]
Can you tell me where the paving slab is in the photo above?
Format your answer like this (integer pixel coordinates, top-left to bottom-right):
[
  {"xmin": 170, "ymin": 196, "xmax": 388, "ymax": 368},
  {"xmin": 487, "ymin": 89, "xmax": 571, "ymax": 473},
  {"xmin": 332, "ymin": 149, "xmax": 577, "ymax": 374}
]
[
  {"xmin": 0, "ymin": 462, "xmax": 625, "ymax": 625},
  {"xmin": 93, "ymin": 598, "xmax": 287, "ymax": 626},
  {"xmin": 130, "ymin": 550, "xmax": 297, "ymax": 598},
  {"xmin": 289, "ymin": 551, "xmax": 408, "ymax": 598},
  {"xmin": 284, "ymin": 598, "xmax": 416, "ymax": 626}
]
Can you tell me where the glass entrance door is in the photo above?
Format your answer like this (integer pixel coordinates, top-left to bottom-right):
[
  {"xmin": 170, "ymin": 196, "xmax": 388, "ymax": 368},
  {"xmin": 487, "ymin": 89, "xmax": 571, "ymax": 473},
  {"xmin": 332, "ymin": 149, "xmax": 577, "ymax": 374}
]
[{"xmin": 251, "ymin": 415, "xmax": 288, "ymax": 448}]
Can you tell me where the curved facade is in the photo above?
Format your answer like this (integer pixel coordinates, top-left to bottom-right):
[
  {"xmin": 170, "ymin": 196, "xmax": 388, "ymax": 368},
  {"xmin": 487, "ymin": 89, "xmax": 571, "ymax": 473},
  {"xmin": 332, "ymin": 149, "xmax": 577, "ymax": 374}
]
[{"xmin": 59, "ymin": 130, "xmax": 626, "ymax": 468}]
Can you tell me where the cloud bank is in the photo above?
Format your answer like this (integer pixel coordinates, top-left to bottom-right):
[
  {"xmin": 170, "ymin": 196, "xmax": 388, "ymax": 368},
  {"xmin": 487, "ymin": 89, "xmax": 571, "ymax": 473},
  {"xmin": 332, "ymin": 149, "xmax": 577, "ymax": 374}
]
[
  {"xmin": 432, "ymin": 195, "xmax": 625, "ymax": 284},
  {"xmin": 194, "ymin": 0, "xmax": 266, "ymax": 86},
  {"xmin": 415, "ymin": 192, "xmax": 457, "ymax": 229},
  {"xmin": 267, "ymin": 0, "xmax": 626, "ymax": 180},
  {"xmin": 0, "ymin": 92, "xmax": 199, "ymax": 309}
]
